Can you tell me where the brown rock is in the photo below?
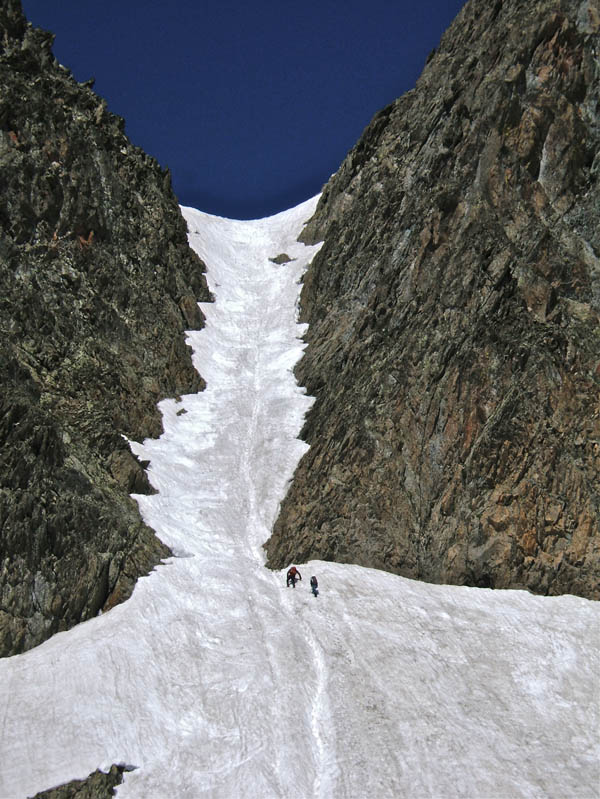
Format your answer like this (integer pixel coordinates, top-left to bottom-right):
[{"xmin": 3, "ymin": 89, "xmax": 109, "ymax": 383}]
[{"xmin": 266, "ymin": 0, "xmax": 600, "ymax": 600}]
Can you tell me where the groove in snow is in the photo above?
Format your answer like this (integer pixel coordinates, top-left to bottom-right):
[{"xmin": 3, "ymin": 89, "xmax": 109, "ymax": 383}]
[{"xmin": 0, "ymin": 196, "xmax": 597, "ymax": 799}]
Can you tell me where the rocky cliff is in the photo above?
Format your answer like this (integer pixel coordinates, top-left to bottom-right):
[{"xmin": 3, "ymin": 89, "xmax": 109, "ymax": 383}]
[
  {"xmin": 267, "ymin": 0, "xmax": 600, "ymax": 599},
  {"xmin": 0, "ymin": 0, "xmax": 210, "ymax": 657}
]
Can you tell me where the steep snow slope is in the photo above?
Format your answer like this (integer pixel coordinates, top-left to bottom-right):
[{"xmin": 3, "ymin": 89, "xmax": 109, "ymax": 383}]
[{"xmin": 0, "ymin": 197, "xmax": 597, "ymax": 799}]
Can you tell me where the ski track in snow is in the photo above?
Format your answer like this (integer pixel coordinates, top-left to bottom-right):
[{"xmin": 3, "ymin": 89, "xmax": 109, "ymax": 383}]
[{"xmin": 0, "ymin": 196, "xmax": 599, "ymax": 799}]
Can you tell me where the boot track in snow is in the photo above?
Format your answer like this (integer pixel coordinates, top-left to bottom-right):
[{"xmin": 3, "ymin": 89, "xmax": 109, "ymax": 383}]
[{"xmin": 0, "ymin": 197, "xmax": 597, "ymax": 799}]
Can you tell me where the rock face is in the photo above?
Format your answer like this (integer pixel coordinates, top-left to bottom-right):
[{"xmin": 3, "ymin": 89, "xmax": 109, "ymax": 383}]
[
  {"xmin": 30, "ymin": 765, "xmax": 130, "ymax": 799},
  {"xmin": 267, "ymin": 0, "xmax": 600, "ymax": 599},
  {"xmin": 0, "ymin": 0, "xmax": 210, "ymax": 656}
]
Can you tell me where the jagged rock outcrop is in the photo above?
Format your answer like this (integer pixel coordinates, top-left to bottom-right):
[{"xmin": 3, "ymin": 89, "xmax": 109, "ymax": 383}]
[
  {"xmin": 30, "ymin": 765, "xmax": 131, "ymax": 799},
  {"xmin": 267, "ymin": 0, "xmax": 600, "ymax": 599},
  {"xmin": 0, "ymin": 0, "xmax": 210, "ymax": 656}
]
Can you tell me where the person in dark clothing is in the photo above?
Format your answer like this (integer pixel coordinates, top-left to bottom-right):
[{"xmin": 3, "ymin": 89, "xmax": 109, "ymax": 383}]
[
  {"xmin": 286, "ymin": 566, "xmax": 302, "ymax": 587},
  {"xmin": 310, "ymin": 576, "xmax": 319, "ymax": 597}
]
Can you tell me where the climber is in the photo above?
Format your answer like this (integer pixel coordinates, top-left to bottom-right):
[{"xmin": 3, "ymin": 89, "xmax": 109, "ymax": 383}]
[
  {"xmin": 310, "ymin": 575, "xmax": 319, "ymax": 597},
  {"xmin": 286, "ymin": 566, "xmax": 302, "ymax": 588}
]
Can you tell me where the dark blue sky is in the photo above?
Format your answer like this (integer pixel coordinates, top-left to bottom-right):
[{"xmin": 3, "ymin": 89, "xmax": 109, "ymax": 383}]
[{"xmin": 22, "ymin": 0, "xmax": 465, "ymax": 219}]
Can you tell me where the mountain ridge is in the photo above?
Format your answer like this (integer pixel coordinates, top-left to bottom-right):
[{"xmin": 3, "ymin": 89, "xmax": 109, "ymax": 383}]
[
  {"xmin": 0, "ymin": 0, "xmax": 598, "ymax": 794},
  {"xmin": 266, "ymin": 0, "xmax": 600, "ymax": 599},
  {"xmin": 0, "ymin": 0, "xmax": 211, "ymax": 658}
]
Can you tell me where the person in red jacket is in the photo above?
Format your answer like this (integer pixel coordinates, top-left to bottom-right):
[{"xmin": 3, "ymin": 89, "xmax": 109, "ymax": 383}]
[{"xmin": 286, "ymin": 566, "xmax": 302, "ymax": 588}]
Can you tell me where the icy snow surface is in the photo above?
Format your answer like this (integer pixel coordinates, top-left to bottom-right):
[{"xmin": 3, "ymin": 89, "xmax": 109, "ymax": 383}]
[{"xmin": 1, "ymin": 196, "xmax": 599, "ymax": 799}]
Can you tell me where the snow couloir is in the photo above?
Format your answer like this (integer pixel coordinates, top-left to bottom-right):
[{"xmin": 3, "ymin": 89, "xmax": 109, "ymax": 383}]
[{"xmin": 0, "ymin": 197, "xmax": 597, "ymax": 798}]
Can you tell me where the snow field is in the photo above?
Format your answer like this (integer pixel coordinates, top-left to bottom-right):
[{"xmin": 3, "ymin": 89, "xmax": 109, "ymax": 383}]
[{"xmin": 0, "ymin": 195, "xmax": 597, "ymax": 799}]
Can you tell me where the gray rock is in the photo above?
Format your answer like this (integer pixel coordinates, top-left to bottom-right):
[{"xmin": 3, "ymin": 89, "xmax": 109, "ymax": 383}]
[
  {"xmin": 267, "ymin": 0, "xmax": 600, "ymax": 599},
  {"xmin": 30, "ymin": 764, "xmax": 132, "ymax": 799},
  {"xmin": 269, "ymin": 252, "xmax": 295, "ymax": 264},
  {"xmin": 0, "ymin": 2, "xmax": 211, "ymax": 656}
]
